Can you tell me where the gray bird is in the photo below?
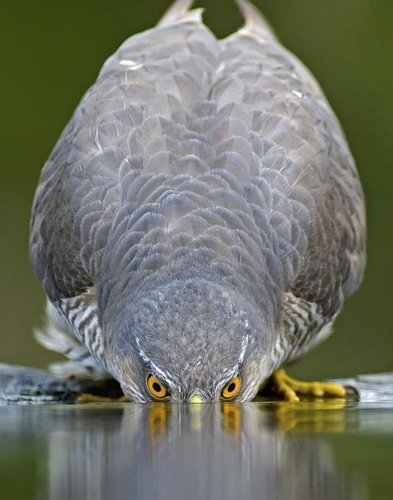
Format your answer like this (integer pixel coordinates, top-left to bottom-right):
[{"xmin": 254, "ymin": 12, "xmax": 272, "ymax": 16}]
[{"xmin": 30, "ymin": 0, "xmax": 366, "ymax": 403}]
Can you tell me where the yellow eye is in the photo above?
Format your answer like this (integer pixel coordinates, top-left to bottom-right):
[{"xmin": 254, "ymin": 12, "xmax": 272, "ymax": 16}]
[
  {"xmin": 146, "ymin": 374, "xmax": 170, "ymax": 401},
  {"xmin": 221, "ymin": 375, "xmax": 241, "ymax": 400}
]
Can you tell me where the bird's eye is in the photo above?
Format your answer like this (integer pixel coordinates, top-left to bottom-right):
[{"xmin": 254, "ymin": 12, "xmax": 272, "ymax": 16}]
[
  {"xmin": 221, "ymin": 375, "xmax": 241, "ymax": 400},
  {"xmin": 146, "ymin": 374, "xmax": 170, "ymax": 401}
]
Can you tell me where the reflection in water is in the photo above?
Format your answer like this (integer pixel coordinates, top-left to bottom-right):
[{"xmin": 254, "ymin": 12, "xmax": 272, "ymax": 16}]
[{"xmin": 15, "ymin": 402, "xmax": 363, "ymax": 500}]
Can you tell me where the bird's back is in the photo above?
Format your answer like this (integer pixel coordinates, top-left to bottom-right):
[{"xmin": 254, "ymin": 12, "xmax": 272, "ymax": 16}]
[{"xmin": 30, "ymin": 0, "xmax": 366, "ymax": 369}]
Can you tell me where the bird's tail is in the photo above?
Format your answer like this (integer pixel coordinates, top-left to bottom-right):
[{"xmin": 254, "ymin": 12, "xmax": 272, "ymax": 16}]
[
  {"xmin": 234, "ymin": 0, "xmax": 276, "ymax": 41},
  {"xmin": 158, "ymin": 0, "xmax": 276, "ymax": 40},
  {"xmin": 158, "ymin": 0, "xmax": 201, "ymax": 27}
]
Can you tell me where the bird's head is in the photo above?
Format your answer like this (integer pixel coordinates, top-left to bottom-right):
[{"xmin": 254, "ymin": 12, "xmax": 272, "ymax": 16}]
[{"xmin": 104, "ymin": 277, "xmax": 273, "ymax": 402}]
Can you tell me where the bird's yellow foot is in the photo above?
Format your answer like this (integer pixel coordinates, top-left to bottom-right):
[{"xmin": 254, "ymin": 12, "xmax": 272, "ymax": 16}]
[
  {"xmin": 265, "ymin": 369, "xmax": 346, "ymax": 402},
  {"xmin": 76, "ymin": 394, "xmax": 129, "ymax": 403}
]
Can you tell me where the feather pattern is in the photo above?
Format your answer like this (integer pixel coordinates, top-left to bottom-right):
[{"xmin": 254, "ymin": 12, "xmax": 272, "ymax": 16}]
[{"xmin": 30, "ymin": 0, "xmax": 366, "ymax": 379}]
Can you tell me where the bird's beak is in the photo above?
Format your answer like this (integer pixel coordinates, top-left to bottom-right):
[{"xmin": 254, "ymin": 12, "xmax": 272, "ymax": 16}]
[{"xmin": 190, "ymin": 393, "xmax": 203, "ymax": 404}]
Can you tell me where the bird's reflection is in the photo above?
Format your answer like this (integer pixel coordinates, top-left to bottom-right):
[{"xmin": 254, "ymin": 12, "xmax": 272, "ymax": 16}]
[{"xmin": 28, "ymin": 401, "xmax": 366, "ymax": 500}]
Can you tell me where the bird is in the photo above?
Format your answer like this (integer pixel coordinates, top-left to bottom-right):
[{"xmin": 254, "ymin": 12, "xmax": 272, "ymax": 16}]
[{"xmin": 29, "ymin": 0, "xmax": 366, "ymax": 403}]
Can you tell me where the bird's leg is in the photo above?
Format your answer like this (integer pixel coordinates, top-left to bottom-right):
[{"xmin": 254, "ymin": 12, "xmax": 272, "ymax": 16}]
[{"xmin": 265, "ymin": 369, "xmax": 346, "ymax": 402}]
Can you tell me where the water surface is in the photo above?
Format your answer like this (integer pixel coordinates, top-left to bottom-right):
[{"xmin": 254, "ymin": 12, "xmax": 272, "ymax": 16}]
[{"xmin": 0, "ymin": 400, "xmax": 392, "ymax": 500}]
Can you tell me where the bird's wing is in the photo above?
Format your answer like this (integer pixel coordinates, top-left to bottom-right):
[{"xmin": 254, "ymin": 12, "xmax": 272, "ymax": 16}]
[
  {"xmin": 218, "ymin": 4, "xmax": 366, "ymax": 319},
  {"xmin": 30, "ymin": 0, "xmax": 366, "ymax": 327},
  {"xmin": 29, "ymin": 7, "xmax": 215, "ymax": 304}
]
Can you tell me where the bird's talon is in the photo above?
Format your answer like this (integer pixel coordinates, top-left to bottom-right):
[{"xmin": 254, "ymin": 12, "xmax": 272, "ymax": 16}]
[{"xmin": 264, "ymin": 369, "xmax": 347, "ymax": 402}]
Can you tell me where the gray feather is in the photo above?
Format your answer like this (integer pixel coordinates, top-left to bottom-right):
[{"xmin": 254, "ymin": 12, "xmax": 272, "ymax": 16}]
[{"xmin": 30, "ymin": 0, "xmax": 366, "ymax": 396}]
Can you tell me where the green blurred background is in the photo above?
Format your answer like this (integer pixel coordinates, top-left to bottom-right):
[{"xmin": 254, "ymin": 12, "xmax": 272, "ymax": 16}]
[{"xmin": 0, "ymin": 0, "xmax": 391, "ymax": 379}]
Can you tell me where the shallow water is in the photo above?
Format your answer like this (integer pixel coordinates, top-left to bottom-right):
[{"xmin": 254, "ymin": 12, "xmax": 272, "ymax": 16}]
[{"xmin": 0, "ymin": 400, "xmax": 392, "ymax": 500}]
